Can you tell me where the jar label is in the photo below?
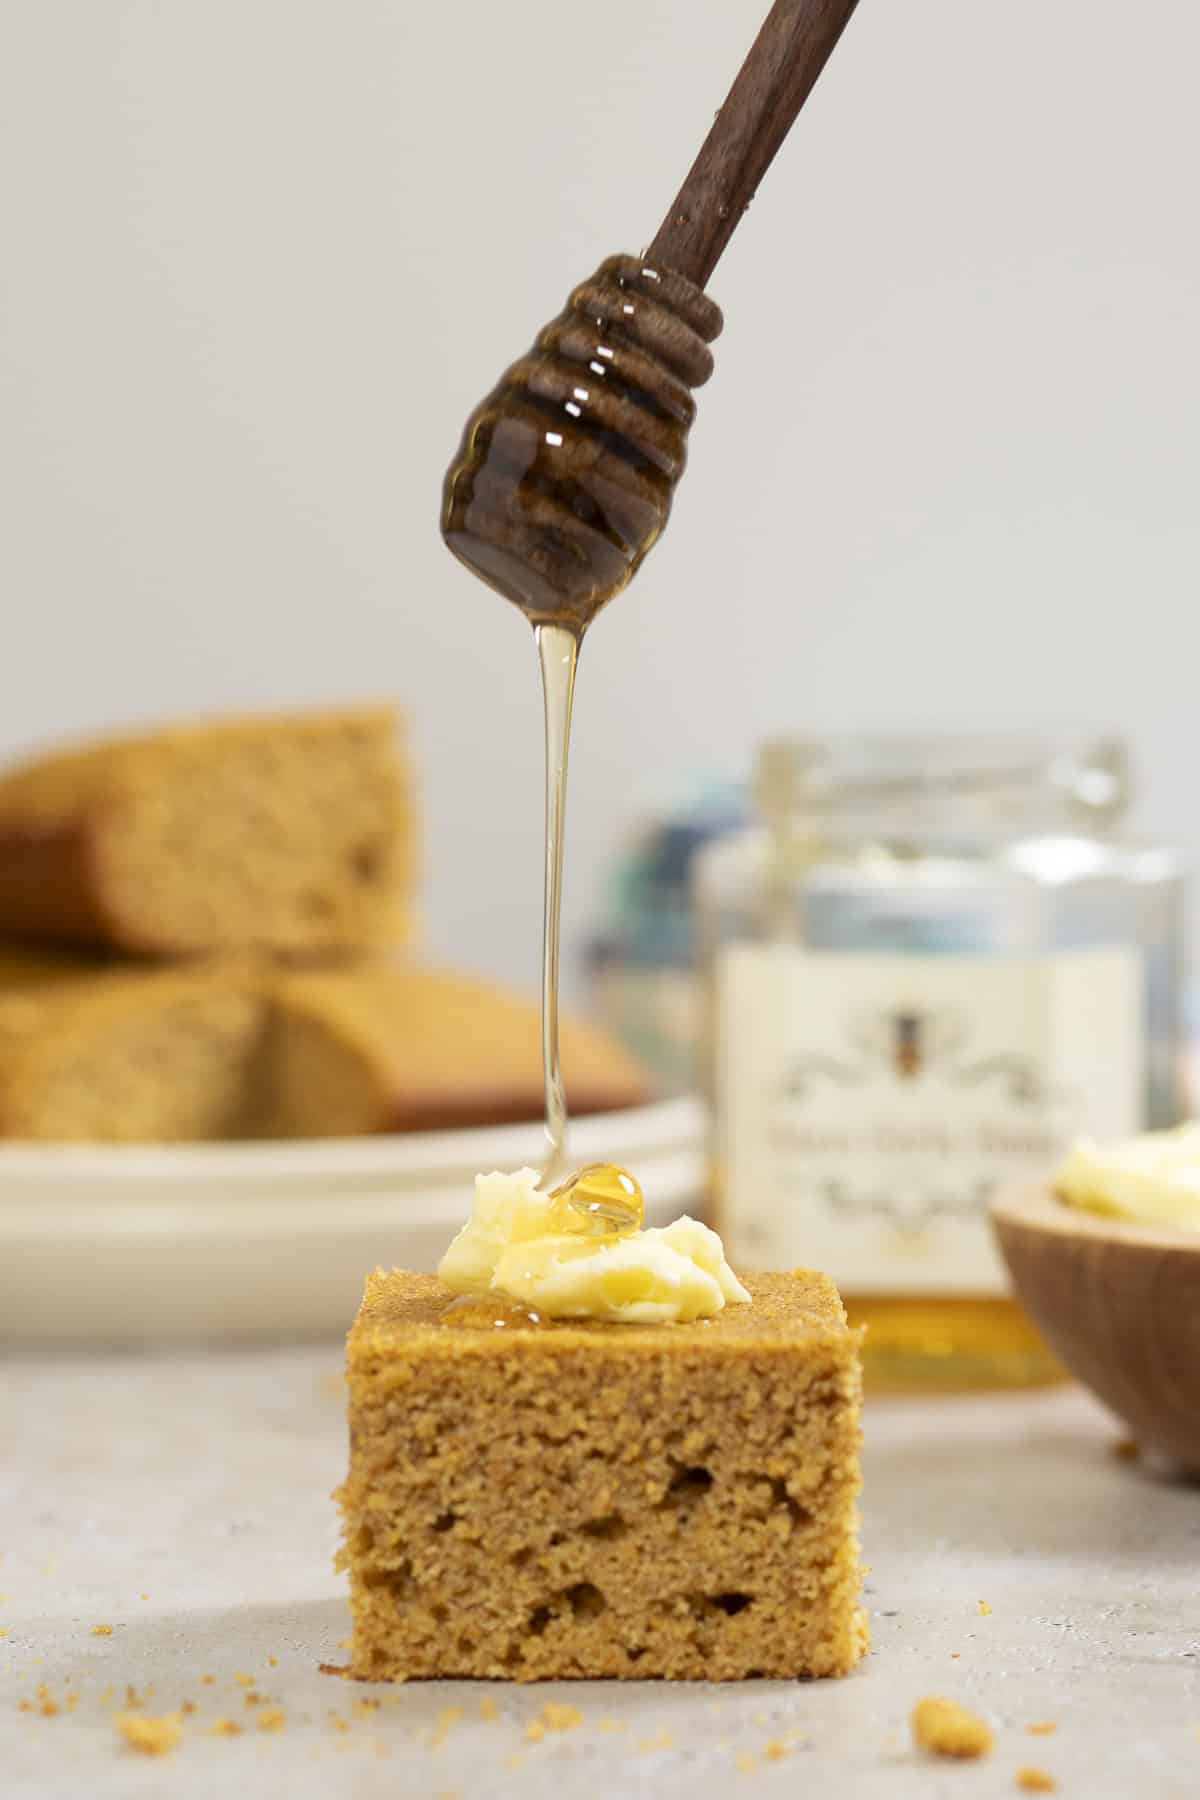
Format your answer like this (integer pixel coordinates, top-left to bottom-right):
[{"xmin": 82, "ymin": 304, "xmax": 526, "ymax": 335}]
[{"xmin": 715, "ymin": 944, "xmax": 1143, "ymax": 1293}]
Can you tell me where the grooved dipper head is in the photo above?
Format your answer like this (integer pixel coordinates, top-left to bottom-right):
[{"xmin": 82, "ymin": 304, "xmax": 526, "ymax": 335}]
[{"xmin": 442, "ymin": 255, "xmax": 722, "ymax": 631}]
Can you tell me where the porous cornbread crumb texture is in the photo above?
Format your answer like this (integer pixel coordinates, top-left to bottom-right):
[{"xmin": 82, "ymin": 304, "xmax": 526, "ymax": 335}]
[
  {"xmin": 0, "ymin": 704, "xmax": 412, "ymax": 955},
  {"xmin": 338, "ymin": 1270, "xmax": 866, "ymax": 1681},
  {"xmin": 912, "ymin": 1696, "xmax": 995, "ymax": 1759}
]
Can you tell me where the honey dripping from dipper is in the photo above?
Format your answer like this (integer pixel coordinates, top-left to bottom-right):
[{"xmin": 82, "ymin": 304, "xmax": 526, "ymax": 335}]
[{"xmin": 442, "ymin": 256, "xmax": 721, "ymax": 1189}]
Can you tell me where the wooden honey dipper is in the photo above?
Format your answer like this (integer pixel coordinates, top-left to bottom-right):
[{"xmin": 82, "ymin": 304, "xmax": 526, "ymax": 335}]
[
  {"xmin": 440, "ymin": 0, "xmax": 863, "ymax": 1184},
  {"xmin": 441, "ymin": 0, "xmax": 862, "ymax": 632}
]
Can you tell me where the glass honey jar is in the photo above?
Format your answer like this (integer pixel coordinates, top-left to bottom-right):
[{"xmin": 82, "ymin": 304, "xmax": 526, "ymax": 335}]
[{"xmin": 694, "ymin": 732, "xmax": 1188, "ymax": 1392}]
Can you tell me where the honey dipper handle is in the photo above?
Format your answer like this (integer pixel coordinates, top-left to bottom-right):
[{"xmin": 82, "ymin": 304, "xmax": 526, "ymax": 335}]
[{"xmin": 646, "ymin": 0, "xmax": 861, "ymax": 288}]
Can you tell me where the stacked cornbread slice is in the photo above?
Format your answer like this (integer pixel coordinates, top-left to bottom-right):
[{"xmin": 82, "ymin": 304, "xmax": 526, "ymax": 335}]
[
  {"xmin": 0, "ymin": 707, "xmax": 646, "ymax": 1141},
  {"xmin": 0, "ymin": 705, "xmax": 411, "ymax": 955}
]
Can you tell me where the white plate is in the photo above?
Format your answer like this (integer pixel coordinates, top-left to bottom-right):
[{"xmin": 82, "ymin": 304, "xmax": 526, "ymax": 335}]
[{"xmin": 0, "ymin": 1097, "xmax": 705, "ymax": 1345}]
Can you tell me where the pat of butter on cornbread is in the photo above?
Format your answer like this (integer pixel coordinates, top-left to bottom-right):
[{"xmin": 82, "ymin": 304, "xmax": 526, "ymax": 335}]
[{"xmin": 438, "ymin": 1168, "xmax": 750, "ymax": 1323}]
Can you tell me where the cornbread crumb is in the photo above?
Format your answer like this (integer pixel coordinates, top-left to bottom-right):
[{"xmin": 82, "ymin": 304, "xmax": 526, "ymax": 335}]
[
  {"xmin": 597, "ymin": 1718, "xmax": 624, "ymax": 1733},
  {"xmin": 338, "ymin": 1637, "xmax": 353, "ymax": 1650},
  {"xmin": 233, "ymin": 1672, "xmax": 254, "ymax": 1686},
  {"xmin": 479, "ymin": 1696, "xmax": 499, "ymax": 1721},
  {"xmin": 765, "ymin": 1737, "xmax": 798, "ymax": 1760},
  {"xmin": 431, "ymin": 1705, "xmax": 464, "ymax": 1747},
  {"xmin": 1026, "ymin": 1721, "xmax": 1058, "ymax": 1736},
  {"xmin": 978, "ymin": 1600, "xmax": 992, "ymax": 1616},
  {"xmin": 352, "ymin": 1699, "xmax": 381, "ymax": 1720},
  {"xmin": 912, "ymin": 1697, "xmax": 994, "ymax": 1760},
  {"xmin": 244, "ymin": 1691, "xmax": 268, "ymax": 1707},
  {"xmin": 736, "ymin": 1751, "xmax": 757, "ymax": 1773},
  {"xmin": 115, "ymin": 1712, "xmax": 182, "ymax": 1755},
  {"xmin": 91, "ymin": 1624, "xmax": 113, "ymax": 1636},
  {"xmin": 201, "ymin": 1675, "xmax": 216, "ymax": 1686},
  {"xmin": 268, "ymin": 1655, "xmax": 279, "ymax": 1667},
  {"xmin": 211, "ymin": 1718, "xmax": 243, "ymax": 1737},
  {"xmin": 181, "ymin": 1701, "xmax": 196, "ymax": 1716},
  {"xmin": 541, "ymin": 1703, "xmax": 583, "ymax": 1732},
  {"xmin": 99, "ymin": 1686, "xmax": 114, "ymax": 1704},
  {"xmin": 1016, "ymin": 1767, "xmax": 1057, "ymax": 1792},
  {"xmin": 525, "ymin": 1720, "xmax": 546, "ymax": 1743},
  {"xmin": 257, "ymin": 1708, "xmax": 286, "ymax": 1732},
  {"xmin": 40, "ymin": 1701, "xmax": 59, "ymax": 1717}
]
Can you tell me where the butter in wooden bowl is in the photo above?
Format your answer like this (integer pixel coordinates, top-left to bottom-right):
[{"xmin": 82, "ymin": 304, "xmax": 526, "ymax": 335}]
[
  {"xmin": 992, "ymin": 1126, "xmax": 1200, "ymax": 1474},
  {"xmin": 1055, "ymin": 1123, "xmax": 1200, "ymax": 1231}
]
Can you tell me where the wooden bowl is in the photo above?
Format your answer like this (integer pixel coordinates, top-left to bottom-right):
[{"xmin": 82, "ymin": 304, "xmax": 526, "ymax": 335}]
[{"xmin": 992, "ymin": 1185, "xmax": 1200, "ymax": 1476}]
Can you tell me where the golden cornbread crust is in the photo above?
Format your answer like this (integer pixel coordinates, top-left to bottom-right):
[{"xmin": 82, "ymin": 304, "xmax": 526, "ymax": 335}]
[
  {"xmin": 0, "ymin": 704, "xmax": 411, "ymax": 955},
  {"xmin": 338, "ymin": 1271, "xmax": 867, "ymax": 1682}
]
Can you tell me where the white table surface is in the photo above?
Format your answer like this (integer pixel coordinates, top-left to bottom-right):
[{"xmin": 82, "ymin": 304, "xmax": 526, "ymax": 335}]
[{"xmin": 2, "ymin": 1346, "xmax": 1197, "ymax": 1800}]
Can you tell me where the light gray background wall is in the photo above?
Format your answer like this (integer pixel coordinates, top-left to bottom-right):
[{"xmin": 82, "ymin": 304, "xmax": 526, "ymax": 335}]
[{"xmin": 2, "ymin": 1, "xmax": 1197, "ymax": 1000}]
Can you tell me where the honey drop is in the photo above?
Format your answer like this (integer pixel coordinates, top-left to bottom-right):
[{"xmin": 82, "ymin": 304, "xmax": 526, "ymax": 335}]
[
  {"xmin": 439, "ymin": 1295, "xmax": 546, "ymax": 1331},
  {"xmin": 546, "ymin": 1163, "xmax": 644, "ymax": 1237}
]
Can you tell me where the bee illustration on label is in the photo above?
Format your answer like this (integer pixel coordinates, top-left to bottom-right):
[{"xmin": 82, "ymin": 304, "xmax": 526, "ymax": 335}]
[
  {"xmin": 849, "ymin": 1006, "xmax": 966, "ymax": 1079},
  {"xmin": 892, "ymin": 1012, "xmax": 922, "ymax": 1079},
  {"xmin": 763, "ymin": 986, "xmax": 1083, "ymax": 1235}
]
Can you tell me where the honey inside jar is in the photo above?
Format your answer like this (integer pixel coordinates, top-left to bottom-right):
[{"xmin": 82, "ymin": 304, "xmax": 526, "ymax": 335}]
[{"xmin": 546, "ymin": 1163, "xmax": 644, "ymax": 1237}]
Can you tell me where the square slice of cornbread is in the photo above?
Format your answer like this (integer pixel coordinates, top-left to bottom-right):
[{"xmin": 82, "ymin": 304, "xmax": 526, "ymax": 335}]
[{"xmin": 338, "ymin": 1270, "xmax": 866, "ymax": 1681}]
